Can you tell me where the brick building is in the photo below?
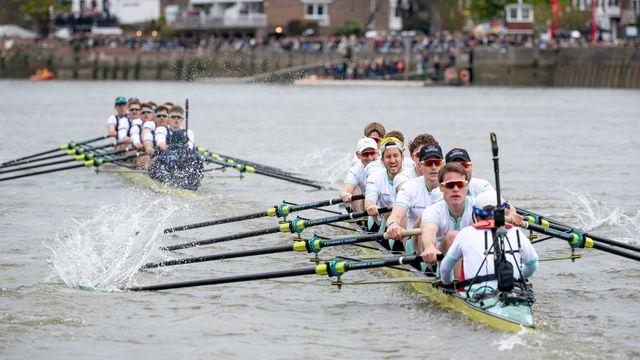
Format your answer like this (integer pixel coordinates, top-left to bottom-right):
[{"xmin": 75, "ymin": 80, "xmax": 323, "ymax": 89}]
[{"xmin": 169, "ymin": 0, "xmax": 402, "ymax": 37}]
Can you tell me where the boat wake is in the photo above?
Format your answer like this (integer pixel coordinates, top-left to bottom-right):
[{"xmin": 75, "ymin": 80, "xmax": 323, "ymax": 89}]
[
  {"xmin": 301, "ymin": 149, "xmax": 352, "ymax": 187},
  {"xmin": 44, "ymin": 192, "xmax": 183, "ymax": 292},
  {"xmin": 566, "ymin": 191, "xmax": 640, "ymax": 245}
]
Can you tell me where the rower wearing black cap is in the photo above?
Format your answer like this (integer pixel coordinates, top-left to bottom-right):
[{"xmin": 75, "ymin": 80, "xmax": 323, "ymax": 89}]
[{"xmin": 445, "ymin": 147, "xmax": 494, "ymax": 198}]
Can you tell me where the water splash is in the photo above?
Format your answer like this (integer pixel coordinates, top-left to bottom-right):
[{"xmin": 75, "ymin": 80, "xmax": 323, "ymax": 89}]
[
  {"xmin": 566, "ymin": 191, "xmax": 640, "ymax": 245},
  {"xmin": 300, "ymin": 148, "xmax": 352, "ymax": 187},
  {"xmin": 44, "ymin": 192, "xmax": 184, "ymax": 292}
]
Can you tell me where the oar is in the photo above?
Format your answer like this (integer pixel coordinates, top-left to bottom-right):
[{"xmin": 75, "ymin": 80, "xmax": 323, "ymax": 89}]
[
  {"xmin": 162, "ymin": 207, "xmax": 391, "ymax": 251},
  {"xmin": 0, "ymin": 143, "xmax": 115, "ymax": 168},
  {"xmin": 517, "ymin": 208, "xmax": 640, "ymax": 254},
  {"xmin": 520, "ymin": 221, "xmax": 640, "ymax": 262},
  {"xmin": 199, "ymin": 150, "xmax": 324, "ymax": 189},
  {"xmin": 144, "ymin": 229, "xmax": 419, "ymax": 269},
  {"xmin": 0, "ymin": 146, "xmax": 130, "ymax": 175},
  {"xmin": 0, "ymin": 152, "xmax": 140, "ymax": 182},
  {"xmin": 128, "ymin": 250, "xmax": 440, "ymax": 292},
  {"xmin": 163, "ymin": 195, "xmax": 364, "ymax": 233},
  {"xmin": 197, "ymin": 147, "xmax": 300, "ymax": 177},
  {"xmin": 1, "ymin": 135, "xmax": 113, "ymax": 167}
]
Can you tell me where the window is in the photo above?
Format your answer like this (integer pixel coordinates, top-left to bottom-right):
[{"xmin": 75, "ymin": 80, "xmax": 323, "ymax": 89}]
[
  {"xmin": 522, "ymin": 8, "xmax": 530, "ymax": 20},
  {"xmin": 303, "ymin": 2, "xmax": 329, "ymax": 26},
  {"xmin": 306, "ymin": 4, "xmax": 313, "ymax": 15},
  {"xmin": 633, "ymin": 0, "xmax": 640, "ymax": 13},
  {"xmin": 510, "ymin": 8, "xmax": 518, "ymax": 20}
]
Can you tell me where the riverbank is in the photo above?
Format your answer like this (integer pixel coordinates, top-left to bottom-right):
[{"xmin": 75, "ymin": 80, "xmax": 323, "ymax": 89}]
[{"xmin": 1, "ymin": 46, "xmax": 638, "ymax": 88}]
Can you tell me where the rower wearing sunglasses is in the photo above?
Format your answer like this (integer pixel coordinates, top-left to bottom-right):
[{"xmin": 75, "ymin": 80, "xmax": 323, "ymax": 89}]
[
  {"xmin": 141, "ymin": 105, "xmax": 170, "ymax": 156},
  {"xmin": 393, "ymin": 133, "xmax": 438, "ymax": 192},
  {"xmin": 350, "ymin": 122, "xmax": 386, "ymax": 167},
  {"xmin": 364, "ymin": 136, "xmax": 406, "ymax": 218},
  {"xmin": 418, "ymin": 163, "xmax": 523, "ymax": 266},
  {"xmin": 386, "ymin": 143, "xmax": 445, "ymax": 250},
  {"xmin": 166, "ymin": 106, "xmax": 194, "ymax": 149},
  {"xmin": 445, "ymin": 148, "xmax": 494, "ymax": 198},
  {"xmin": 341, "ymin": 137, "xmax": 379, "ymax": 212}
]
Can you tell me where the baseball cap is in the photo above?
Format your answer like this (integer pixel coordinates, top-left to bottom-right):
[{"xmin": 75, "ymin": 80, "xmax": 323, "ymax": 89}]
[
  {"xmin": 115, "ymin": 97, "xmax": 127, "ymax": 105},
  {"xmin": 445, "ymin": 148, "xmax": 471, "ymax": 163},
  {"xmin": 419, "ymin": 144, "xmax": 443, "ymax": 161},
  {"xmin": 357, "ymin": 137, "xmax": 378, "ymax": 153}
]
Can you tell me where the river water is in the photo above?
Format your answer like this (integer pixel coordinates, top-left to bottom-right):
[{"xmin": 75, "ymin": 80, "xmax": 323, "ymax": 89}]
[{"xmin": 1, "ymin": 80, "xmax": 639, "ymax": 358}]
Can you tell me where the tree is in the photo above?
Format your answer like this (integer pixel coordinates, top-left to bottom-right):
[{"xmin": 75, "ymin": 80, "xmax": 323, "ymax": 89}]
[
  {"xmin": 11, "ymin": 0, "xmax": 70, "ymax": 37},
  {"xmin": 398, "ymin": 0, "xmax": 446, "ymax": 35}
]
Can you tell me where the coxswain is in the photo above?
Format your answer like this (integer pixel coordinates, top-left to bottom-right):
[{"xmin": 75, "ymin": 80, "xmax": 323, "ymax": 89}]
[
  {"xmin": 444, "ymin": 148, "xmax": 494, "ymax": 197},
  {"xmin": 340, "ymin": 137, "xmax": 378, "ymax": 212},
  {"xmin": 393, "ymin": 133, "xmax": 438, "ymax": 192},
  {"xmin": 106, "ymin": 97, "xmax": 128, "ymax": 138},
  {"xmin": 440, "ymin": 190, "xmax": 538, "ymax": 290},
  {"xmin": 364, "ymin": 136, "xmax": 404, "ymax": 218}
]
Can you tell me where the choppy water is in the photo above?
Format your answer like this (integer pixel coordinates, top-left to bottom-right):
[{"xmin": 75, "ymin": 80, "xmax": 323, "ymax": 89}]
[{"xmin": 1, "ymin": 80, "xmax": 639, "ymax": 358}]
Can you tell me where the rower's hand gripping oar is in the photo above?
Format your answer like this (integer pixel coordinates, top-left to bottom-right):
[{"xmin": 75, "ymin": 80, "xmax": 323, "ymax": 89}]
[
  {"xmin": 0, "ymin": 134, "xmax": 113, "ymax": 167},
  {"xmin": 163, "ymin": 195, "xmax": 365, "ymax": 234},
  {"xmin": 144, "ymin": 229, "xmax": 420, "ymax": 269},
  {"xmin": 129, "ymin": 230, "xmax": 442, "ymax": 292},
  {"xmin": 161, "ymin": 207, "xmax": 391, "ymax": 251}
]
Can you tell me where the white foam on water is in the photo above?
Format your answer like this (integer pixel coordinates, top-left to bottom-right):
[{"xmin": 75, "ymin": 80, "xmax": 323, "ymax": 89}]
[
  {"xmin": 301, "ymin": 149, "xmax": 352, "ymax": 187},
  {"xmin": 44, "ymin": 192, "xmax": 184, "ymax": 292},
  {"xmin": 494, "ymin": 328, "xmax": 533, "ymax": 351},
  {"xmin": 566, "ymin": 191, "xmax": 640, "ymax": 245}
]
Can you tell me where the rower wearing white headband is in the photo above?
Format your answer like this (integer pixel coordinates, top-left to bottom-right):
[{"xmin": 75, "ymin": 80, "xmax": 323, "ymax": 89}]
[{"xmin": 364, "ymin": 134, "xmax": 406, "ymax": 218}]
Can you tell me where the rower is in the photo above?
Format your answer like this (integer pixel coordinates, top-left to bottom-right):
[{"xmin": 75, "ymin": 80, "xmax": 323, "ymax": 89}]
[
  {"xmin": 394, "ymin": 133, "xmax": 438, "ymax": 192},
  {"xmin": 163, "ymin": 101, "xmax": 175, "ymax": 112},
  {"xmin": 386, "ymin": 143, "xmax": 445, "ymax": 250},
  {"xmin": 141, "ymin": 105, "xmax": 169, "ymax": 156},
  {"xmin": 131, "ymin": 102, "xmax": 153, "ymax": 150},
  {"xmin": 364, "ymin": 136, "xmax": 404, "ymax": 218},
  {"xmin": 127, "ymin": 98, "xmax": 143, "ymax": 145},
  {"xmin": 341, "ymin": 137, "xmax": 378, "ymax": 212},
  {"xmin": 167, "ymin": 106, "xmax": 194, "ymax": 149},
  {"xmin": 419, "ymin": 163, "xmax": 523, "ymax": 265},
  {"xmin": 363, "ymin": 130, "xmax": 414, "ymax": 181},
  {"xmin": 106, "ymin": 97, "xmax": 128, "ymax": 137},
  {"xmin": 445, "ymin": 148, "xmax": 494, "ymax": 197},
  {"xmin": 440, "ymin": 190, "xmax": 538, "ymax": 290},
  {"xmin": 351, "ymin": 122, "xmax": 386, "ymax": 166}
]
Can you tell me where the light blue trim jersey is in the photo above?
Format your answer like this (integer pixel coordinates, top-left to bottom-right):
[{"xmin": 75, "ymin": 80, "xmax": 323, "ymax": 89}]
[
  {"xmin": 421, "ymin": 196, "xmax": 474, "ymax": 247},
  {"xmin": 394, "ymin": 176, "xmax": 442, "ymax": 228},
  {"xmin": 365, "ymin": 170, "xmax": 396, "ymax": 209}
]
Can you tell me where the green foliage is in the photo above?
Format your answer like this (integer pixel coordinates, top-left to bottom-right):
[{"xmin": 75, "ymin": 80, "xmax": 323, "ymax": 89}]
[
  {"xmin": 286, "ymin": 19, "xmax": 318, "ymax": 36},
  {"xmin": 468, "ymin": 0, "xmax": 510, "ymax": 22},
  {"xmin": 334, "ymin": 20, "xmax": 364, "ymax": 37},
  {"xmin": 11, "ymin": 0, "xmax": 70, "ymax": 36}
]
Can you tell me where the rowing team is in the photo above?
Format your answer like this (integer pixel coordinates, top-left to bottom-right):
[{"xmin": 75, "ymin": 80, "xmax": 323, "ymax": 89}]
[
  {"xmin": 105, "ymin": 97, "xmax": 195, "ymax": 168},
  {"xmin": 340, "ymin": 123, "xmax": 538, "ymax": 290}
]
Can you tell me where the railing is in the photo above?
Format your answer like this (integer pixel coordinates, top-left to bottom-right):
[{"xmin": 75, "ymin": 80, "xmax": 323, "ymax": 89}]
[{"xmin": 172, "ymin": 13, "xmax": 267, "ymax": 29}]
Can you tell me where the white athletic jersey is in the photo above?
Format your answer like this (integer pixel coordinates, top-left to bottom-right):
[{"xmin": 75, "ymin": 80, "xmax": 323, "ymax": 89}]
[
  {"xmin": 468, "ymin": 177, "xmax": 494, "ymax": 198},
  {"xmin": 106, "ymin": 114, "xmax": 126, "ymax": 127},
  {"xmin": 344, "ymin": 161, "xmax": 367, "ymax": 192},
  {"xmin": 393, "ymin": 165, "xmax": 418, "ymax": 191},
  {"xmin": 154, "ymin": 126, "xmax": 168, "ymax": 147},
  {"xmin": 394, "ymin": 176, "xmax": 442, "ymax": 228},
  {"xmin": 365, "ymin": 170, "xmax": 396, "ymax": 209},
  {"xmin": 142, "ymin": 120, "xmax": 157, "ymax": 131},
  {"xmin": 116, "ymin": 117, "xmax": 130, "ymax": 142},
  {"xmin": 421, "ymin": 196, "xmax": 474, "ymax": 247},
  {"xmin": 446, "ymin": 226, "xmax": 538, "ymax": 290}
]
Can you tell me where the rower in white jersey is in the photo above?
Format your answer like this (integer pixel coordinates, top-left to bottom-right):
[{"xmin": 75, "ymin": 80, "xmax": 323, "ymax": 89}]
[
  {"xmin": 444, "ymin": 147, "xmax": 494, "ymax": 197},
  {"xmin": 440, "ymin": 190, "xmax": 538, "ymax": 290},
  {"xmin": 106, "ymin": 97, "xmax": 128, "ymax": 138},
  {"xmin": 350, "ymin": 122, "xmax": 385, "ymax": 167},
  {"xmin": 393, "ymin": 133, "xmax": 437, "ymax": 192},
  {"xmin": 130, "ymin": 102, "xmax": 153, "ymax": 151},
  {"xmin": 141, "ymin": 105, "xmax": 169, "ymax": 156},
  {"xmin": 386, "ymin": 144, "xmax": 445, "ymax": 248},
  {"xmin": 340, "ymin": 137, "xmax": 378, "ymax": 212},
  {"xmin": 363, "ymin": 130, "xmax": 414, "ymax": 182},
  {"xmin": 364, "ymin": 135, "xmax": 405, "ymax": 218},
  {"xmin": 167, "ymin": 106, "xmax": 194, "ymax": 148},
  {"xmin": 419, "ymin": 163, "xmax": 524, "ymax": 265}
]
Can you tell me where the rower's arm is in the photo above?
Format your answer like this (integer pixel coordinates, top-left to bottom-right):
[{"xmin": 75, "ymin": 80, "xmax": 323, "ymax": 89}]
[
  {"xmin": 419, "ymin": 221, "xmax": 438, "ymax": 252},
  {"xmin": 340, "ymin": 183, "xmax": 356, "ymax": 202},
  {"xmin": 386, "ymin": 205, "xmax": 408, "ymax": 239}
]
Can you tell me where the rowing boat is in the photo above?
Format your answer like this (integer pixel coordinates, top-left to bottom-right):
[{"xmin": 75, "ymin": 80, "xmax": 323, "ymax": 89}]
[{"xmin": 355, "ymin": 234, "xmax": 535, "ymax": 332}]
